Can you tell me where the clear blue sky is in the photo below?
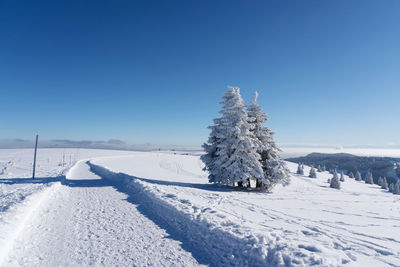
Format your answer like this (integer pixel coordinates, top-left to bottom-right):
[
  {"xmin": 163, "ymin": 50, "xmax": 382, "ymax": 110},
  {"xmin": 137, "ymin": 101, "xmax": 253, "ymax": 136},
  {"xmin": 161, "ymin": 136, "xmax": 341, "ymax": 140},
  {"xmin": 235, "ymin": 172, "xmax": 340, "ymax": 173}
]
[{"xmin": 1, "ymin": 0, "xmax": 399, "ymax": 147}]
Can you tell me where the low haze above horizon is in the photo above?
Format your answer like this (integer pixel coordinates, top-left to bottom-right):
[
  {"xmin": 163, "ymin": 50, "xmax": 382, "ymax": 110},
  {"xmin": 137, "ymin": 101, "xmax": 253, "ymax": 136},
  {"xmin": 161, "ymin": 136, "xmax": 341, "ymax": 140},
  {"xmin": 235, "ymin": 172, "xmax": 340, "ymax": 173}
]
[{"xmin": 1, "ymin": 0, "xmax": 399, "ymax": 147}]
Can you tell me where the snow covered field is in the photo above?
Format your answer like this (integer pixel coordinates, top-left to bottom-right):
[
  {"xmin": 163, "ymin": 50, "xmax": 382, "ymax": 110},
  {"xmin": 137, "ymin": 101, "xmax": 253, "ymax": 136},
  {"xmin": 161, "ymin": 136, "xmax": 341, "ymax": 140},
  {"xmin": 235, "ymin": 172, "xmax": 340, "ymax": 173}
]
[{"xmin": 1, "ymin": 149, "xmax": 399, "ymax": 266}]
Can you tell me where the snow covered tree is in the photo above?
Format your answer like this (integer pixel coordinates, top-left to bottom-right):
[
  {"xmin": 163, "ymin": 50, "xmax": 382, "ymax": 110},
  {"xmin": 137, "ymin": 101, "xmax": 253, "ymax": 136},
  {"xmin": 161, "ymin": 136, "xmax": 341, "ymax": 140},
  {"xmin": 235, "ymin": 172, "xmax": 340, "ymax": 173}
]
[
  {"xmin": 355, "ymin": 171, "xmax": 362, "ymax": 181},
  {"xmin": 296, "ymin": 163, "xmax": 304, "ymax": 175},
  {"xmin": 202, "ymin": 87, "xmax": 264, "ymax": 188},
  {"xmin": 330, "ymin": 172, "xmax": 341, "ymax": 189},
  {"xmin": 201, "ymin": 116, "xmax": 224, "ymax": 184},
  {"xmin": 381, "ymin": 177, "xmax": 388, "ymax": 190},
  {"xmin": 309, "ymin": 167, "xmax": 317, "ymax": 178},
  {"xmin": 365, "ymin": 171, "xmax": 374, "ymax": 184},
  {"xmin": 247, "ymin": 91, "xmax": 290, "ymax": 190},
  {"xmin": 348, "ymin": 172, "xmax": 354, "ymax": 179},
  {"xmin": 321, "ymin": 165, "xmax": 326, "ymax": 172},
  {"xmin": 378, "ymin": 177, "xmax": 383, "ymax": 186},
  {"xmin": 340, "ymin": 171, "xmax": 345, "ymax": 182}
]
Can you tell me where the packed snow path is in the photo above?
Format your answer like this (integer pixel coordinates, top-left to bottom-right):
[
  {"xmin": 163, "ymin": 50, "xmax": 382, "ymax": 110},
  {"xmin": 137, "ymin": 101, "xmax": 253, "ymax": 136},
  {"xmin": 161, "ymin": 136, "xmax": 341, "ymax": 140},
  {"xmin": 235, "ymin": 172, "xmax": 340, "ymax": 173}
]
[{"xmin": 1, "ymin": 160, "xmax": 202, "ymax": 266}]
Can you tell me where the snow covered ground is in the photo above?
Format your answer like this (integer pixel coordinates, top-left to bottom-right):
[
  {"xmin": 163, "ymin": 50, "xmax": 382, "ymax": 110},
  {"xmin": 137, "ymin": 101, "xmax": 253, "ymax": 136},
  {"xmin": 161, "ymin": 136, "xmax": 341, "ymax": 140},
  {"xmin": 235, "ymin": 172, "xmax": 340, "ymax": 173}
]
[
  {"xmin": 0, "ymin": 149, "xmax": 202, "ymax": 266},
  {"xmin": 1, "ymin": 148, "xmax": 399, "ymax": 266}
]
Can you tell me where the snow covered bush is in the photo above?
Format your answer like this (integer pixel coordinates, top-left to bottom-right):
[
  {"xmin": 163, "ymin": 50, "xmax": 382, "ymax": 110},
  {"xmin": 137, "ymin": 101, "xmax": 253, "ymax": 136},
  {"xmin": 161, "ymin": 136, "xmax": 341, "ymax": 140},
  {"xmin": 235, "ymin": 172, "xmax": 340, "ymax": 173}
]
[
  {"xmin": 330, "ymin": 172, "xmax": 341, "ymax": 189},
  {"xmin": 201, "ymin": 87, "xmax": 289, "ymax": 191},
  {"xmin": 355, "ymin": 171, "xmax": 362, "ymax": 181},
  {"xmin": 348, "ymin": 172, "xmax": 354, "ymax": 178},
  {"xmin": 309, "ymin": 167, "xmax": 317, "ymax": 178}
]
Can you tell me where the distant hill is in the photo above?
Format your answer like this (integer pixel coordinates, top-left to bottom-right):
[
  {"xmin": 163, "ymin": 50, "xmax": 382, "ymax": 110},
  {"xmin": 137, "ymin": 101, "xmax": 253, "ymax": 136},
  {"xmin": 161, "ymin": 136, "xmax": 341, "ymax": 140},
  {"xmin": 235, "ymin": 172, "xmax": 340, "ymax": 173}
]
[
  {"xmin": 287, "ymin": 153, "xmax": 400, "ymax": 184},
  {"xmin": 305, "ymin": 152, "xmax": 357, "ymax": 158}
]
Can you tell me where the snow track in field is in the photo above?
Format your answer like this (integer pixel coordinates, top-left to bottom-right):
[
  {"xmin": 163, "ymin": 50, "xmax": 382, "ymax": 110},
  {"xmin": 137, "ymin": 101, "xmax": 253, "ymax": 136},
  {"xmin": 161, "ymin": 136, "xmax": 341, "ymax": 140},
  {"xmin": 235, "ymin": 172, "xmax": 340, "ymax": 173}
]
[{"xmin": 1, "ymin": 160, "xmax": 202, "ymax": 267}]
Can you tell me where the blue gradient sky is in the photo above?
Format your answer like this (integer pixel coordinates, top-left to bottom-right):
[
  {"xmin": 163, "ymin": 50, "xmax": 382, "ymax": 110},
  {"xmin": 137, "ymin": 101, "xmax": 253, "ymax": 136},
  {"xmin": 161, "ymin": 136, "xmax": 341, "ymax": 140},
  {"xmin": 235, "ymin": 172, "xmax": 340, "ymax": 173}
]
[{"xmin": 1, "ymin": 0, "xmax": 399, "ymax": 147}]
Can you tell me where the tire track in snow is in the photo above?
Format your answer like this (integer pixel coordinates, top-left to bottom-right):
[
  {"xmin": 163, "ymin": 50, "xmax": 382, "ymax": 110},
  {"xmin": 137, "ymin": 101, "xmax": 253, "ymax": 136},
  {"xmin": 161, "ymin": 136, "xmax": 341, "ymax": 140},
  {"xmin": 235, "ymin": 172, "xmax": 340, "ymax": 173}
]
[{"xmin": 3, "ymin": 160, "xmax": 202, "ymax": 266}]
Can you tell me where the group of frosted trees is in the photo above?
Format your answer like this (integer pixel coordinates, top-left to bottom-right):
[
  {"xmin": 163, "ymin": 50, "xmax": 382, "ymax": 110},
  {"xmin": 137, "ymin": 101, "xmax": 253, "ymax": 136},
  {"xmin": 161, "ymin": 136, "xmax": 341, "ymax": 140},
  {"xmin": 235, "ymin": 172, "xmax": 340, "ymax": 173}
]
[
  {"xmin": 201, "ymin": 87, "xmax": 290, "ymax": 191},
  {"xmin": 296, "ymin": 163, "xmax": 318, "ymax": 178},
  {"xmin": 330, "ymin": 170, "xmax": 392, "ymax": 190},
  {"xmin": 324, "ymin": 167, "xmax": 400, "ymax": 193},
  {"xmin": 295, "ymin": 162, "xmax": 400, "ymax": 193},
  {"xmin": 350, "ymin": 170, "xmax": 396, "ymax": 192}
]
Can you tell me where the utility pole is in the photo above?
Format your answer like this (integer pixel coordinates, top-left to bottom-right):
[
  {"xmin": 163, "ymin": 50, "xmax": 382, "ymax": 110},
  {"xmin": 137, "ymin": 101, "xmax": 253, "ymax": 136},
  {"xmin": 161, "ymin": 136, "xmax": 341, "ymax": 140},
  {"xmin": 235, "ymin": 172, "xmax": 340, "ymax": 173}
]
[{"xmin": 32, "ymin": 134, "xmax": 38, "ymax": 179}]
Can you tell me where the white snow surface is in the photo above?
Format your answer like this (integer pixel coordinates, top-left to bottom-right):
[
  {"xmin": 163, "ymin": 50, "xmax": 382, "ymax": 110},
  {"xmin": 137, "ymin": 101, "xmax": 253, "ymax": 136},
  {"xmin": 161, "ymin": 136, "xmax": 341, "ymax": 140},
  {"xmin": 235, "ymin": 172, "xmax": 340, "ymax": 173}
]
[
  {"xmin": 1, "ymin": 148, "xmax": 400, "ymax": 266},
  {"xmin": 0, "ymin": 149, "xmax": 202, "ymax": 266},
  {"xmin": 91, "ymin": 152, "xmax": 400, "ymax": 266}
]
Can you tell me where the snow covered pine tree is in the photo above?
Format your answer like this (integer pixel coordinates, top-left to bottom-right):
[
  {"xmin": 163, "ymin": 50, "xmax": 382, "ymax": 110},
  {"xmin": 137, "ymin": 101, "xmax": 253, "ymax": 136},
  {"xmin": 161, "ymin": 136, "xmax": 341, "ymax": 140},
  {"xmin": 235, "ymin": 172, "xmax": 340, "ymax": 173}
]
[
  {"xmin": 365, "ymin": 171, "xmax": 374, "ymax": 184},
  {"xmin": 340, "ymin": 172, "xmax": 345, "ymax": 182},
  {"xmin": 381, "ymin": 177, "xmax": 388, "ymax": 190},
  {"xmin": 297, "ymin": 163, "xmax": 304, "ymax": 175},
  {"xmin": 247, "ymin": 91, "xmax": 289, "ymax": 190},
  {"xmin": 201, "ymin": 87, "xmax": 264, "ymax": 188},
  {"xmin": 202, "ymin": 87, "xmax": 289, "ymax": 191},
  {"xmin": 330, "ymin": 172, "xmax": 341, "ymax": 189},
  {"xmin": 309, "ymin": 167, "xmax": 317, "ymax": 178},
  {"xmin": 355, "ymin": 171, "xmax": 362, "ymax": 181}
]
